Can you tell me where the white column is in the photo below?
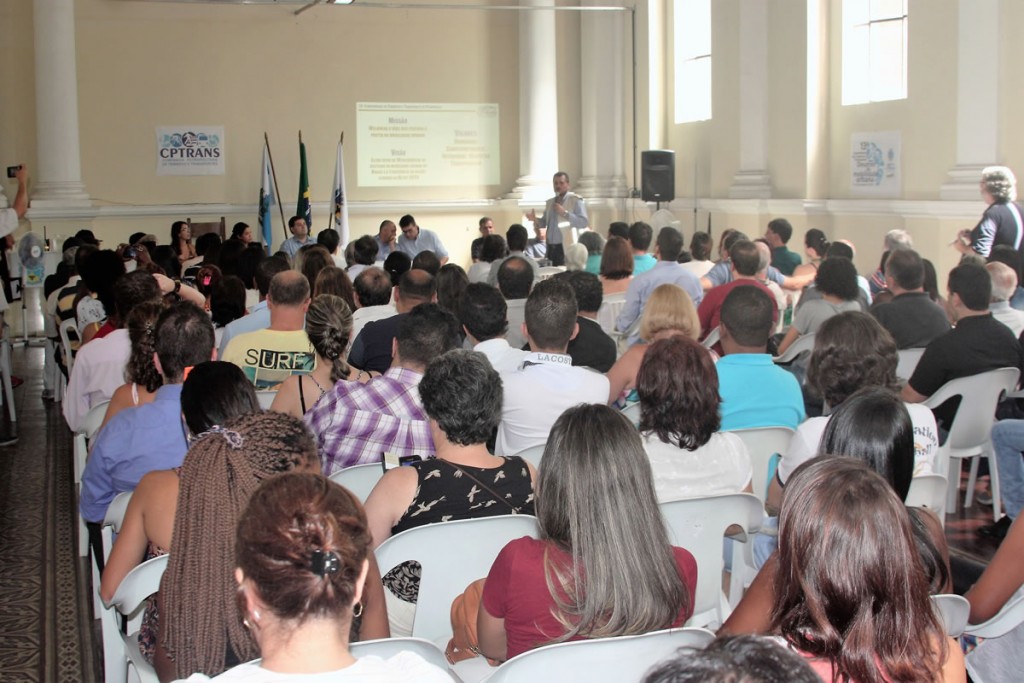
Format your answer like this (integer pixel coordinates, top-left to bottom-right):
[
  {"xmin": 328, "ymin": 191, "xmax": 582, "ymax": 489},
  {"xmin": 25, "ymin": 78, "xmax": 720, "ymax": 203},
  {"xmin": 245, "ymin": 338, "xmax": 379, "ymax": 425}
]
[
  {"xmin": 728, "ymin": 0, "xmax": 772, "ymax": 199},
  {"xmin": 32, "ymin": 0, "xmax": 90, "ymax": 208},
  {"xmin": 507, "ymin": 0, "xmax": 559, "ymax": 201},
  {"xmin": 576, "ymin": 0, "xmax": 629, "ymax": 199},
  {"xmin": 940, "ymin": 0, "xmax": 999, "ymax": 200}
]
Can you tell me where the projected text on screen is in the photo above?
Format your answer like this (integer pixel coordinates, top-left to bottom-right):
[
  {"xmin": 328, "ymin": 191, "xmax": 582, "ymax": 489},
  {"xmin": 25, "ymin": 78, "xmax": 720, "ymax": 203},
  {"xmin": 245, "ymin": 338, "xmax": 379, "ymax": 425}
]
[{"xmin": 357, "ymin": 102, "xmax": 500, "ymax": 187}]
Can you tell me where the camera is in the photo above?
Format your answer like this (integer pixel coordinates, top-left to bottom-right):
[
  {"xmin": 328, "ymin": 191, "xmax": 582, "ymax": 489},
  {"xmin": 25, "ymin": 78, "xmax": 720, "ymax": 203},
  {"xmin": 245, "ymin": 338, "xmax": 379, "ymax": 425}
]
[{"xmin": 6, "ymin": 165, "xmax": 21, "ymax": 179}]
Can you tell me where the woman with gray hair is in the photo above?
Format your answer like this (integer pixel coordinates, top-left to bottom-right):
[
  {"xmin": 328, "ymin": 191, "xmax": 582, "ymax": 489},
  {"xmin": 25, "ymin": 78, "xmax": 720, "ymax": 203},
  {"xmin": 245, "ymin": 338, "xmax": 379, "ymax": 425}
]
[{"xmin": 956, "ymin": 166, "xmax": 1023, "ymax": 259}]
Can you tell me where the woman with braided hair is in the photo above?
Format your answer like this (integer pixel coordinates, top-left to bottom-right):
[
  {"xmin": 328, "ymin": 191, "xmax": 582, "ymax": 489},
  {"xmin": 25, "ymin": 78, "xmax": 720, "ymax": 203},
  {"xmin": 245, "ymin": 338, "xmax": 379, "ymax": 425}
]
[
  {"xmin": 97, "ymin": 300, "xmax": 166, "ymax": 432},
  {"xmin": 155, "ymin": 409, "xmax": 390, "ymax": 681},
  {"xmin": 178, "ymin": 473, "xmax": 450, "ymax": 682},
  {"xmin": 270, "ymin": 294, "xmax": 378, "ymax": 419}
]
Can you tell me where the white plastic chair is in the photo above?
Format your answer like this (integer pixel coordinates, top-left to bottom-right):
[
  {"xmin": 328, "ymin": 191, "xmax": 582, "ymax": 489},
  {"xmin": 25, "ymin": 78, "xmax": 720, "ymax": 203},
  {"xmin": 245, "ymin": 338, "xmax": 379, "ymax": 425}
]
[
  {"xmin": 76, "ymin": 399, "xmax": 111, "ymax": 558},
  {"xmin": 597, "ymin": 293, "xmax": 627, "ymax": 337},
  {"xmin": 896, "ymin": 348, "xmax": 926, "ymax": 381},
  {"xmin": 101, "ymin": 491, "xmax": 133, "ymax": 562},
  {"xmin": 772, "ymin": 333, "xmax": 815, "ymax": 364},
  {"xmin": 620, "ymin": 401, "xmax": 642, "ymax": 427},
  {"xmin": 513, "ymin": 444, "xmax": 545, "ymax": 469},
  {"xmin": 374, "ymin": 515, "xmax": 541, "ymax": 643},
  {"xmin": 537, "ymin": 266, "xmax": 566, "ymax": 281},
  {"xmin": 702, "ymin": 327, "xmax": 720, "ymax": 350},
  {"xmin": 965, "ymin": 589, "xmax": 1024, "ymax": 639},
  {"xmin": 101, "ymin": 554, "xmax": 168, "ymax": 683},
  {"xmin": 484, "ymin": 627, "xmax": 715, "ymax": 683},
  {"xmin": 921, "ymin": 367, "xmax": 1019, "ymax": 516},
  {"xmin": 931, "ymin": 594, "xmax": 971, "ymax": 638},
  {"xmin": 255, "ymin": 389, "xmax": 276, "ymax": 410},
  {"xmin": 659, "ymin": 494, "xmax": 764, "ymax": 628},
  {"xmin": 328, "ymin": 463, "xmax": 384, "ymax": 502},
  {"xmin": 59, "ymin": 318, "xmax": 79, "ymax": 377},
  {"xmin": 905, "ymin": 474, "xmax": 948, "ymax": 523},
  {"xmin": 350, "ymin": 637, "xmax": 454, "ymax": 676},
  {"xmin": 723, "ymin": 427, "xmax": 794, "ymax": 504}
]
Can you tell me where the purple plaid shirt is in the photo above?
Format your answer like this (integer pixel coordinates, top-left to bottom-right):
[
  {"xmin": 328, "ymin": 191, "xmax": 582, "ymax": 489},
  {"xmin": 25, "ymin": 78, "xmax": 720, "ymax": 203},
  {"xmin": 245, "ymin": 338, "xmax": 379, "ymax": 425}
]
[{"xmin": 305, "ymin": 367, "xmax": 434, "ymax": 475}]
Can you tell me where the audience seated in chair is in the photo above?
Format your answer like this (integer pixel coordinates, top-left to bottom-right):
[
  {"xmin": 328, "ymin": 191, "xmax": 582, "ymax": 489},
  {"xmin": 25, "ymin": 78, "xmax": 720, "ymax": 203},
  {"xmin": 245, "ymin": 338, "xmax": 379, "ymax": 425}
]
[
  {"xmin": 97, "ymin": 300, "xmax": 166, "ymax": 433},
  {"xmin": 698, "ymin": 240, "xmax": 777, "ymax": 344},
  {"xmin": 552, "ymin": 270, "xmax": 616, "ymax": 373},
  {"xmin": 644, "ymin": 634, "xmax": 819, "ymax": 683},
  {"xmin": 487, "ymin": 224, "xmax": 541, "ymax": 286},
  {"xmin": 495, "ymin": 256, "xmax": 534, "ymax": 350},
  {"xmin": 347, "ymin": 269, "xmax": 435, "ymax": 376},
  {"xmin": 459, "ymin": 283, "xmax": 528, "ymax": 374},
  {"xmin": 477, "ymin": 404, "xmax": 696, "ymax": 662},
  {"xmin": 636, "ymin": 335, "xmax": 752, "ymax": 502},
  {"xmin": 776, "ymin": 256, "xmax": 861, "ymax": 357},
  {"xmin": 618, "ymin": 227, "xmax": 703, "ymax": 340},
  {"xmin": 869, "ymin": 248, "xmax": 951, "ymax": 349},
  {"xmin": 599, "ymin": 236, "xmax": 634, "ymax": 296},
  {"xmin": 987, "ymin": 261, "xmax": 1024, "ymax": 337},
  {"xmin": 307, "ymin": 304, "xmax": 460, "ymax": 474},
  {"xmin": 217, "ymin": 256, "xmax": 290, "ymax": 357}
]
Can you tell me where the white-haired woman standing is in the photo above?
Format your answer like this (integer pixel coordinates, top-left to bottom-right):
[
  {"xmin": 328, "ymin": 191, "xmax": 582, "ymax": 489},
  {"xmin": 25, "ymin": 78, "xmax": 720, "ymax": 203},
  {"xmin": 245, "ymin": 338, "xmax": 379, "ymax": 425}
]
[{"xmin": 956, "ymin": 166, "xmax": 1023, "ymax": 259}]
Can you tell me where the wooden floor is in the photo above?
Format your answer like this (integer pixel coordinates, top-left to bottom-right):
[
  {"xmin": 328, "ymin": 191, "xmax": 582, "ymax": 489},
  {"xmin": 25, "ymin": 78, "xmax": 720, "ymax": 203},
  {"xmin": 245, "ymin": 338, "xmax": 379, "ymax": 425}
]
[{"xmin": 0, "ymin": 344, "xmax": 1004, "ymax": 680}]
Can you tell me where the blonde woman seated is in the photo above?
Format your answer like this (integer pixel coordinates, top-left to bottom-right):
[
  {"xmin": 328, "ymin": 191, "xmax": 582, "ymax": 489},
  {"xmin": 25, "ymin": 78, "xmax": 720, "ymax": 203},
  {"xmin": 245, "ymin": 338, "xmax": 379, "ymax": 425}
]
[
  {"xmin": 606, "ymin": 282, "xmax": 705, "ymax": 406},
  {"xmin": 599, "ymin": 236, "xmax": 633, "ymax": 296},
  {"xmin": 270, "ymin": 295, "xmax": 376, "ymax": 418},
  {"xmin": 635, "ymin": 336, "xmax": 752, "ymax": 501},
  {"xmin": 179, "ymin": 473, "xmax": 451, "ymax": 682},
  {"xmin": 477, "ymin": 403, "xmax": 697, "ymax": 662}
]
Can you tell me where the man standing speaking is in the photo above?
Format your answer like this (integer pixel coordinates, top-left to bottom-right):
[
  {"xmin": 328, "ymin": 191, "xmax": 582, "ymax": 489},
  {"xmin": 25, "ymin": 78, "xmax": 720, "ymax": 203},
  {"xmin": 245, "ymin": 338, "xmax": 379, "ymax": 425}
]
[{"xmin": 527, "ymin": 171, "xmax": 588, "ymax": 267}]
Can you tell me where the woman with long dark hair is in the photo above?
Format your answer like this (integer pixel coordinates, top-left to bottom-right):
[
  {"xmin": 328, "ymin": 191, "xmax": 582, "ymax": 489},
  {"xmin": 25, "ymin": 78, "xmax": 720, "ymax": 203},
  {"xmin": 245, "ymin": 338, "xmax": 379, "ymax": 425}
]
[
  {"xmin": 771, "ymin": 457, "xmax": 964, "ymax": 683},
  {"xmin": 477, "ymin": 403, "xmax": 696, "ymax": 661}
]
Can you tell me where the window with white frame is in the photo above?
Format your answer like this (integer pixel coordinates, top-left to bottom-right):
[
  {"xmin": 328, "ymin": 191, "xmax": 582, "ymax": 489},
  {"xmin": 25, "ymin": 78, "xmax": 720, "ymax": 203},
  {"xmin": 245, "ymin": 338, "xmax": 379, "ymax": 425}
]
[
  {"xmin": 674, "ymin": 0, "xmax": 711, "ymax": 123},
  {"xmin": 842, "ymin": 0, "xmax": 908, "ymax": 105}
]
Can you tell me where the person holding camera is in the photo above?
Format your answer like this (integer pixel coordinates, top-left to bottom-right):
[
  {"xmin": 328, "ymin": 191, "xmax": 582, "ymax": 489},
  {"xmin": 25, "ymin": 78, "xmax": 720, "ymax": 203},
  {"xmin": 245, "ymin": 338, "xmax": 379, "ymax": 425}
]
[{"xmin": 1, "ymin": 164, "xmax": 28, "ymax": 238}]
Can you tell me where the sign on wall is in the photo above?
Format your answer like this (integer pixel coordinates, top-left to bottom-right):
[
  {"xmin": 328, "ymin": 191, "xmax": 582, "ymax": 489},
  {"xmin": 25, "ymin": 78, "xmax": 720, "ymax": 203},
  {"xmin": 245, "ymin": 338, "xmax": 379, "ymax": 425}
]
[
  {"xmin": 357, "ymin": 103, "xmax": 500, "ymax": 187},
  {"xmin": 850, "ymin": 131, "xmax": 900, "ymax": 196},
  {"xmin": 156, "ymin": 126, "xmax": 225, "ymax": 176}
]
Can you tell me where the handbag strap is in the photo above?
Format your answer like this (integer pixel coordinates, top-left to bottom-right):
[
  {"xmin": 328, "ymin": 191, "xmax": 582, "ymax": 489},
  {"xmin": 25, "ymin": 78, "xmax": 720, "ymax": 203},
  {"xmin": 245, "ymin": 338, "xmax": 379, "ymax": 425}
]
[{"xmin": 442, "ymin": 459, "xmax": 517, "ymax": 512}]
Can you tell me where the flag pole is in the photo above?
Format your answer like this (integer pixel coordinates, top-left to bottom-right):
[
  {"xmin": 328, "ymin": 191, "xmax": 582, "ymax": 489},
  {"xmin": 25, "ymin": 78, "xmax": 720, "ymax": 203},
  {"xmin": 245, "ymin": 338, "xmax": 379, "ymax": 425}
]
[{"xmin": 265, "ymin": 132, "xmax": 287, "ymax": 239}]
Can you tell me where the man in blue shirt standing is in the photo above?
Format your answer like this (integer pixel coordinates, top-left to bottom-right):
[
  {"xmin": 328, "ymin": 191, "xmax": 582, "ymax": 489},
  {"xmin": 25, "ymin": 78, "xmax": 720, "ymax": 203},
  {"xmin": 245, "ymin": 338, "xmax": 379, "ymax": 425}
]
[{"xmin": 80, "ymin": 302, "xmax": 216, "ymax": 526}]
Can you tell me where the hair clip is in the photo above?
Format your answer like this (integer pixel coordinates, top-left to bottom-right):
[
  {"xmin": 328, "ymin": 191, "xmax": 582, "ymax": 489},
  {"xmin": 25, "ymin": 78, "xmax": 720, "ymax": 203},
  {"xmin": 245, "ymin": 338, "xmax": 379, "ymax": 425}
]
[
  {"xmin": 310, "ymin": 549, "xmax": 340, "ymax": 577},
  {"xmin": 196, "ymin": 425, "xmax": 244, "ymax": 449}
]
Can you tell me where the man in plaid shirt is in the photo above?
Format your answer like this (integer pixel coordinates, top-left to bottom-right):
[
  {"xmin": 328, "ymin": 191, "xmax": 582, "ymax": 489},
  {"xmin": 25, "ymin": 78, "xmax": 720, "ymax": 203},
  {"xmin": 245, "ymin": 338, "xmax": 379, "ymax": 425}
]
[{"xmin": 305, "ymin": 303, "xmax": 462, "ymax": 475}]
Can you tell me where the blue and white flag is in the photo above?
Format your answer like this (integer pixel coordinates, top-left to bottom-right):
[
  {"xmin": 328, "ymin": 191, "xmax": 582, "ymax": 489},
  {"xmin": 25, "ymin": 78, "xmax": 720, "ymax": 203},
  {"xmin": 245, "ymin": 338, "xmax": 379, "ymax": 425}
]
[
  {"xmin": 258, "ymin": 141, "xmax": 277, "ymax": 250},
  {"xmin": 331, "ymin": 137, "xmax": 350, "ymax": 246}
]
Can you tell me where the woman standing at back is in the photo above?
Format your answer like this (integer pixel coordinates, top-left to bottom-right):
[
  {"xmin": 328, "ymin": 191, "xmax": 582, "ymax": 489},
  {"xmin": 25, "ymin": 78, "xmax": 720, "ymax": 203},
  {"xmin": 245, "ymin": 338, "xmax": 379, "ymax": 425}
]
[{"xmin": 477, "ymin": 403, "xmax": 697, "ymax": 661}]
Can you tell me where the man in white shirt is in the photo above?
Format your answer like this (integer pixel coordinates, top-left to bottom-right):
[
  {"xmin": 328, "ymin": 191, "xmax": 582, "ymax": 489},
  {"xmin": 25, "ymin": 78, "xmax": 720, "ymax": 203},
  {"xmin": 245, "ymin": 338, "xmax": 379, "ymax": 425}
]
[
  {"xmin": 460, "ymin": 283, "xmax": 527, "ymax": 373},
  {"xmin": 987, "ymin": 261, "xmax": 1024, "ymax": 336},
  {"xmin": 63, "ymin": 271, "xmax": 163, "ymax": 432},
  {"xmin": 496, "ymin": 278, "xmax": 610, "ymax": 456},
  {"xmin": 350, "ymin": 267, "xmax": 397, "ymax": 345}
]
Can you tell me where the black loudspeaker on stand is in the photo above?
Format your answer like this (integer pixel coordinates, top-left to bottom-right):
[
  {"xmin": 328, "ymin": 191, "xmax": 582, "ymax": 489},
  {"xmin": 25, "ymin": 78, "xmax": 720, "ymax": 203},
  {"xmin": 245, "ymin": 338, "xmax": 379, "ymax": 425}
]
[{"xmin": 641, "ymin": 150, "xmax": 676, "ymax": 207}]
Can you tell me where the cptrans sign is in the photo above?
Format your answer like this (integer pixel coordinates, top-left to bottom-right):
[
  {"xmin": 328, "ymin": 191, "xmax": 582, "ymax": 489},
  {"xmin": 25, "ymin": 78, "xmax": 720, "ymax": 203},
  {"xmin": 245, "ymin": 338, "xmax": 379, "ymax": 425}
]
[{"xmin": 156, "ymin": 126, "xmax": 225, "ymax": 176}]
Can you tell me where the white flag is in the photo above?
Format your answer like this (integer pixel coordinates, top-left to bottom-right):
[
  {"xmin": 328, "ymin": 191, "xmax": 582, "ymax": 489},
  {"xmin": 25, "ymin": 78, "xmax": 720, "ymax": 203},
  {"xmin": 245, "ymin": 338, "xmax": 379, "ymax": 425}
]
[
  {"xmin": 259, "ymin": 142, "xmax": 277, "ymax": 250},
  {"xmin": 331, "ymin": 138, "xmax": 350, "ymax": 246}
]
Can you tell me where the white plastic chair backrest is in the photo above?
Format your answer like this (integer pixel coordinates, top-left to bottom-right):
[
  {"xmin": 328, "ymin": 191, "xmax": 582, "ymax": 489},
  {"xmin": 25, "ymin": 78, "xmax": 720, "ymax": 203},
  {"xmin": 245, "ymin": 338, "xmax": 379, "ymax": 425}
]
[
  {"xmin": 82, "ymin": 399, "xmax": 111, "ymax": 440},
  {"xmin": 597, "ymin": 293, "xmax": 627, "ymax": 336},
  {"xmin": 724, "ymin": 427, "xmax": 794, "ymax": 504},
  {"xmin": 659, "ymin": 494, "xmax": 764, "ymax": 620},
  {"xmin": 101, "ymin": 554, "xmax": 168, "ymax": 683},
  {"xmin": 922, "ymin": 368, "xmax": 1019, "ymax": 457},
  {"xmin": 896, "ymin": 348, "xmax": 925, "ymax": 381},
  {"xmin": 537, "ymin": 266, "xmax": 566, "ymax": 281},
  {"xmin": 905, "ymin": 474, "xmax": 948, "ymax": 519},
  {"xmin": 101, "ymin": 491, "xmax": 133, "ymax": 563},
  {"xmin": 965, "ymin": 589, "xmax": 1024, "ymax": 639},
  {"xmin": 621, "ymin": 402, "xmax": 642, "ymax": 427},
  {"xmin": 931, "ymin": 594, "xmax": 970, "ymax": 638},
  {"xmin": 328, "ymin": 464, "xmax": 384, "ymax": 502},
  {"xmin": 255, "ymin": 390, "xmax": 276, "ymax": 410},
  {"xmin": 486, "ymin": 627, "xmax": 715, "ymax": 683},
  {"xmin": 349, "ymin": 637, "xmax": 452, "ymax": 672},
  {"xmin": 773, "ymin": 333, "xmax": 816, "ymax": 364},
  {"xmin": 374, "ymin": 515, "xmax": 541, "ymax": 642},
  {"xmin": 702, "ymin": 327, "xmax": 720, "ymax": 349},
  {"xmin": 59, "ymin": 318, "xmax": 78, "ymax": 374},
  {"xmin": 513, "ymin": 444, "xmax": 545, "ymax": 469}
]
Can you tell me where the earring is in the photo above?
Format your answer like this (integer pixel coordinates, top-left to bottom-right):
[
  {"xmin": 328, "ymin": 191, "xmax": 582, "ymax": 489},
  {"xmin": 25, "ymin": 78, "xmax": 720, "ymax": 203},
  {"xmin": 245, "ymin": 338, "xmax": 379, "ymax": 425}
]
[
  {"xmin": 252, "ymin": 609, "xmax": 261, "ymax": 623},
  {"xmin": 352, "ymin": 602, "xmax": 363, "ymax": 618},
  {"xmin": 243, "ymin": 617, "xmax": 253, "ymax": 630}
]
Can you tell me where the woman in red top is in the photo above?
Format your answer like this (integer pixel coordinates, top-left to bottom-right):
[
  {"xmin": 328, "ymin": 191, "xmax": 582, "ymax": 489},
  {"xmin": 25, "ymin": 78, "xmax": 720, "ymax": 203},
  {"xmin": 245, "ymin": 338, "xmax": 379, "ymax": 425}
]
[{"xmin": 477, "ymin": 403, "xmax": 697, "ymax": 661}]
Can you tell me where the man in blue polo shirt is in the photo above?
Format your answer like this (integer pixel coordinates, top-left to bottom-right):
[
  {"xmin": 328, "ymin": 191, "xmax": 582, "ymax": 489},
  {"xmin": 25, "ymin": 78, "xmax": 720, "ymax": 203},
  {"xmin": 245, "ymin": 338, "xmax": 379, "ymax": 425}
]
[{"xmin": 716, "ymin": 286, "xmax": 805, "ymax": 430}]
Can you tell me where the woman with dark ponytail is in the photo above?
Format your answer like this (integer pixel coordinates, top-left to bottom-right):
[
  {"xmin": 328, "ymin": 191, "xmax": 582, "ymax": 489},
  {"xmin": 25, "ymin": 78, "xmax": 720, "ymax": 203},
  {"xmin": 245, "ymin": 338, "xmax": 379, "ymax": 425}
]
[
  {"xmin": 178, "ymin": 473, "xmax": 450, "ymax": 682},
  {"xmin": 270, "ymin": 294, "xmax": 378, "ymax": 418},
  {"xmin": 791, "ymin": 228, "xmax": 831, "ymax": 282}
]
